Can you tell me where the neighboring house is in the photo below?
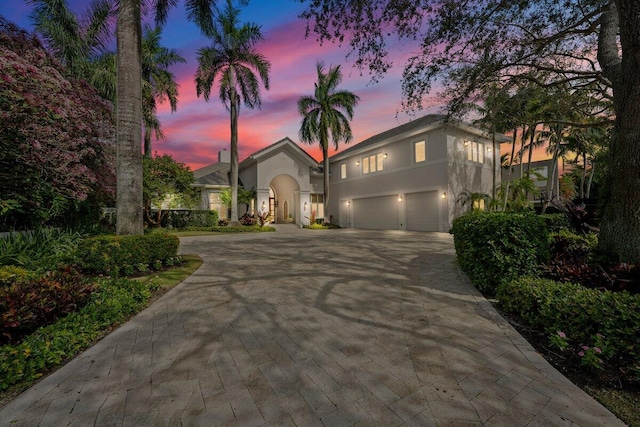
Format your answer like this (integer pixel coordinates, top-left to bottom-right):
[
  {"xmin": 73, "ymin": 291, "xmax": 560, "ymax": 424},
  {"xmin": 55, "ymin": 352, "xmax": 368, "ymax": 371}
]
[
  {"xmin": 193, "ymin": 115, "xmax": 507, "ymax": 230},
  {"xmin": 193, "ymin": 138, "xmax": 323, "ymax": 225},
  {"xmin": 327, "ymin": 114, "xmax": 509, "ymax": 231}
]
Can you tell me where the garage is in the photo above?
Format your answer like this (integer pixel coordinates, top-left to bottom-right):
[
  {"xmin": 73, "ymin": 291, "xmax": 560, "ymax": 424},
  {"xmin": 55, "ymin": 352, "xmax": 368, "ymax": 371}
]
[
  {"xmin": 352, "ymin": 195, "xmax": 399, "ymax": 230},
  {"xmin": 406, "ymin": 191, "xmax": 440, "ymax": 231}
]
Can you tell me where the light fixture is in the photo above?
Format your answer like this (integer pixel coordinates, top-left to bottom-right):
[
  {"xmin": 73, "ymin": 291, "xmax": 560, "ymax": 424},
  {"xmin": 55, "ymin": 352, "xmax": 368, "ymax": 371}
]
[
  {"xmin": 261, "ymin": 201, "xmax": 266, "ymax": 210},
  {"xmin": 441, "ymin": 192, "xmax": 447, "ymax": 199},
  {"xmin": 383, "ymin": 153, "xmax": 388, "ymax": 159},
  {"xmin": 304, "ymin": 202, "xmax": 308, "ymax": 211},
  {"xmin": 487, "ymin": 146, "xmax": 492, "ymax": 153},
  {"xmin": 356, "ymin": 160, "xmax": 360, "ymax": 166},
  {"xmin": 464, "ymin": 140, "xmax": 469, "ymax": 146},
  {"xmin": 398, "ymin": 195, "xmax": 403, "ymax": 202},
  {"xmin": 347, "ymin": 201, "xmax": 351, "ymax": 206}
]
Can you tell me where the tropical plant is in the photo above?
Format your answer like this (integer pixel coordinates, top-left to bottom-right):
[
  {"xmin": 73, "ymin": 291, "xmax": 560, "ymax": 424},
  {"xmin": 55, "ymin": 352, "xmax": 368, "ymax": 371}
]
[
  {"xmin": 298, "ymin": 61, "xmax": 360, "ymax": 216},
  {"xmin": 195, "ymin": 0, "xmax": 271, "ymax": 224},
  {"xmin": 238, "ymin": 187, "xmax": 257, "ymax": 213}
]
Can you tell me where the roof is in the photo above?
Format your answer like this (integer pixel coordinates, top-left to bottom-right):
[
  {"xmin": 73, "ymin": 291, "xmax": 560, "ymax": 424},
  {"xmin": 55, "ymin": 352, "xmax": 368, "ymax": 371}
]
[
  {"xmin": 193, "ymin": 162, "xmax": 229, "ymax": 187},
  {"xmin": 330, "ymin": 114, "xmax": 510, "ymax": 161},
  {"xmin": 239, "ymin": 137, "xmax": 319, "ymax": 169}
]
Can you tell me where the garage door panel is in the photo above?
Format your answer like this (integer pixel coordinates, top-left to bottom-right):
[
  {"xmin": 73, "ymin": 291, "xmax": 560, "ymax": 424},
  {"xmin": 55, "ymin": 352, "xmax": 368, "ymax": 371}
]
[
  {"xmin": 406, "ymin": 191, "xmax": 439, "ymax": 231},
  {"xmin": 353, "ymin": 196, "xmax": 398, "ymax": 230}
]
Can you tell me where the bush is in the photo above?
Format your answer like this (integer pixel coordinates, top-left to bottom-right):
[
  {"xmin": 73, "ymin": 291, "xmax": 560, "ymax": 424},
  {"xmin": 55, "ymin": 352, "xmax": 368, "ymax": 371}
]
[
  {"xmin": 539, "ymin": 213, "xmax": 571, "ymax": 233},
  {"xmin": 0, "ymin": 268, "xmax": 95, "ymax": 345},
  {"xmin": 0, "ymin": 266, "xmax": 33, "ymax": 288},
  {"xmin": 180, "ymin": 225, "xmax": 276, "ymax": 233},
  {"xmin": 450, "ymin": 212, "xmax": 549, "ymax": 294},
  {"xmin": 146, "ymin": 210, "xmax": 218, "ymax": 229},
  {"xmin": 75, "ymin": 233, "xmax": 179, "ymax": 275},
  {"xmin": 497, "ymin": 277, "xmax": 640, "ymax": 376},
  {"xmin": 0, "ymin": 228, "xmax": 82, "ymax": 271},
  {"xmin": 0, "ymin": 276, "xmax": 150, "ymax": 390}
]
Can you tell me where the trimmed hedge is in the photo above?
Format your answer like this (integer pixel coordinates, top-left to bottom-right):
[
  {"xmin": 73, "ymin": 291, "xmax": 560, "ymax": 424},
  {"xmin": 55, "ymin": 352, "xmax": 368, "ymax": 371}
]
[
  {"xmin": 147, "ymin": 209, "xmax": 219, "ymax": 229},
  {"xmin": 0, "ymin": 277, "xmax": 150, "ymax": 390},
  {"xmin": 75, "ymin": 233, "xmax": 180, "ymax": 275},
  {"xmin": 539, "ymin": 213, "xmax": 571, "ymax": 233},
  {"xmin": 450, "ymin": 212, "xmax": 549, "ymax": 294},
  {"xmin": 179, "ymin": 225, "xmax": 276, "ymax": 233},
  {"xmin": 497, "ymin": 277, "xmax": 640, "ymax": 373}
]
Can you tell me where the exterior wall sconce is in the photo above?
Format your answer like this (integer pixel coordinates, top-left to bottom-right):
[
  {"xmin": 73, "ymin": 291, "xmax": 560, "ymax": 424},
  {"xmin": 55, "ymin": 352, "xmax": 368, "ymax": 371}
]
[
  {"xmin": 347, "ymin": 201, "xmax": 351, "ymax": 206},
  {"xmin": 464, "ymin": 140, "xmax": 469, "ymax": 146},
  {"xmin": 356, "ymin": 160, "xmax": 360, "ymax": 166},
  {"xmin": 384, "ymin": 153, "xmax": 388, "ymax": 158},
  {"xmin": 398, "ymin": 195, "xmax": 403, "ymax": 202},
  {"xmin": 487, "ymin": 146, "xmax": 492, "ymax": 153},
  {"xmin": 304, "ymin": 202, "xmax": 308, "ymax": 211},
  {"xmin": 441, "ymin": 192, "xmax": 447, "ymax": 199},
  {"xmin": 261, "ymin": 201, "xmax": 266, "ymax": 210}
]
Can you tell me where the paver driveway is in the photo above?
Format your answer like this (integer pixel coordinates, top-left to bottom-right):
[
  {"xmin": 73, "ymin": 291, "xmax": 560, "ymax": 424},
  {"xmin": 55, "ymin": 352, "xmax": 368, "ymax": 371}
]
[{"xmin": 0, "ymin": 228, "xmax": 624, "ymax": 426}]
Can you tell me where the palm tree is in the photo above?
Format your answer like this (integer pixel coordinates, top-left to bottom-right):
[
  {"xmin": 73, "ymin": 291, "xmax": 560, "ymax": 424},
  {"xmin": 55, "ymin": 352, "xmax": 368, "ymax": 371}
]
[
  {"xmin": 195, "ymin": 0, "xmax": 270, "ymax": 224},
  {"xmin": 141, "ymin": 25, "xmax": 185, "ymax": 158},
  {"xmin": 298, "ymin": 61, "xmax": 360, "ymax": 217}
]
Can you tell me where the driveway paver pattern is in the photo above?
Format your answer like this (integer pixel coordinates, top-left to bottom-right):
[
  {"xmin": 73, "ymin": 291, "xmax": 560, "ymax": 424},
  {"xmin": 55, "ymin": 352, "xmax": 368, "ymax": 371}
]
[{"xmin": 0, "ymin": 228, "xmax": 625, "ymax": 426}]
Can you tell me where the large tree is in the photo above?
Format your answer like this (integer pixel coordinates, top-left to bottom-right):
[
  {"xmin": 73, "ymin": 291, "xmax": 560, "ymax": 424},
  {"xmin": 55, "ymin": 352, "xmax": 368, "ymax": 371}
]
[
  {"xmin": 297, "ymin": 61, "xmax": 359, "ymax": 218},
  {"xmin": 299, "ymin": 0, "xmax": 639, "ymax": 262},
  {"xmin": 195, "ymin": 0, "xmax": 270, "ymax": 223}
]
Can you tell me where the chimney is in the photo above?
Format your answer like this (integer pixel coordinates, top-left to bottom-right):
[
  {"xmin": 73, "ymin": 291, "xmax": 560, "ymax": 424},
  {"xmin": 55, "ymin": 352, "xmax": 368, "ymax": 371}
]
[{"xmin": 218, "ymin": 149, "xmax": 230, "ymax": 164}]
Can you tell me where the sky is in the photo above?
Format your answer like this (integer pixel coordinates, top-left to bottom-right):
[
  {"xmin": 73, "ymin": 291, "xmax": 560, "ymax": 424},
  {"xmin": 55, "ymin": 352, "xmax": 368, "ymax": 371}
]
[{"xmin": 1, "ymin": 0, "xmax": 445, "ymax": 170}]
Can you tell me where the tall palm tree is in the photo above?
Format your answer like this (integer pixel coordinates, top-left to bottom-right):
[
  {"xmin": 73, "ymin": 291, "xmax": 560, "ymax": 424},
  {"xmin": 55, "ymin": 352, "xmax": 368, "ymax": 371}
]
[
  {"xmin": 195, "ymin": 0, "xmax": 270, "ymax": 223},
  {"xmin": 298, "ymin": 61, "xmax": 360, "ymax": 217},
  {"xmin": 141, "ymin": 24, "xmax": 185, "ymax": 158}
]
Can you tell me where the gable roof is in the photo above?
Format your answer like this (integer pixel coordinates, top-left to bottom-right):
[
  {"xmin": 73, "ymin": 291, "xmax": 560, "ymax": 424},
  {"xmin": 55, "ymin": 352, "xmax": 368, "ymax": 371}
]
[
  {"xmin": 239, "ymin": 137, "xmax": 319, "ymax": 169},
  {"xmin": 330, "ymin": 114, "xmax": 509, "ymax": 161},
  {"xmin": 193, "ymin": 162, "xmax": 229, "ymax": 187}
]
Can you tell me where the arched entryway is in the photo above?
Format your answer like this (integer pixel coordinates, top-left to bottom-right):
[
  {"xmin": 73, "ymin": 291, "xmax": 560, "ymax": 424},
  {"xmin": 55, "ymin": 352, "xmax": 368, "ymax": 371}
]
[{"xmin": 268, "ymin": 174, "xmax": 300, "ymax": 224}]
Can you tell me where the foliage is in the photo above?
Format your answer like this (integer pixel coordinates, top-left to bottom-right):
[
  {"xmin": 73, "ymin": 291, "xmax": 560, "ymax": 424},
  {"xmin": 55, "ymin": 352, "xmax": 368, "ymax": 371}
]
[
  {"xmin": 539, "ymin": 214, "xmax": 571, "ymax": 234},
  {"xmin": 0, "ymin": 18, "xmax": 116, "ymax": 230},
  {"xmin": 494, "ymin": 175, "xmax": 539, "ymax": 212},
  {"xmin": 450, "ymin": 212, "xmax": 548, "ymax": 294},
  {"xmin": 298, "ymin": 61, "xmax": 359, "ymax": 216},
  {"xmin": 305, "ymin": 223, "xmax": 327, "ymax": 230},
  {"xmin": 146, "ymin": 209, "xmax": 219, "ymax": 229},
  {"xmin": 195, "ymin": 0, "xmax": 270, "ymax": 222},
  {"xmin": 254, "ymin": 210, "xmax": 269, "ymax": 227},
  {"xmin": 176, "ymin": 225, "xmax": 275, "ymax": 234},
  {"xmin": 0, "ymin": 267, "xmax": 96, "ymax": 345},
  {"xmin": 497, "ymin": 277, "xmax": 640, "ymax": 380},
  {"xmin": 0, "ymin": 276, "xmax": 150, "ymax": 390},
  {"xmin": 143, "ymin": 154, "xmax": 198, "ymax": 227},
  {"xmin": 0, "ymin": 266, "xmax": 34, "ymax": 289},
  {"xmin": 0, "ymin": 229, "xmax": 83, "ymax": 272},
  {"xmin": 75, "ymin": 233, "xmax": 179, "ymax": 276},
  {"xmin": 240, "ymin": 213, "xmax": 256, "ymax": 226}
]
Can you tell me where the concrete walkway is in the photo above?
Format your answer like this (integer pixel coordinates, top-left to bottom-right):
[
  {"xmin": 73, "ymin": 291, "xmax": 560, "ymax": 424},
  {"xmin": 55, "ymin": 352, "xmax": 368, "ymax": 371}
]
[{"xmin": 0, "ymin": 229, "xmax": 624, "ymax": 426}]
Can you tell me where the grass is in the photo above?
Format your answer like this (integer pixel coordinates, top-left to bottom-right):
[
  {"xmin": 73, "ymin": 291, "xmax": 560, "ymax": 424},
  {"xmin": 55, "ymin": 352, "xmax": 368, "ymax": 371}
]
[
  {"xmin": 585, "ymin": 387, "xmax": 640, "ymax": 427},
  {"xmin": 0, "ymin": 254, "xmax": 202, "ymax": 408}
]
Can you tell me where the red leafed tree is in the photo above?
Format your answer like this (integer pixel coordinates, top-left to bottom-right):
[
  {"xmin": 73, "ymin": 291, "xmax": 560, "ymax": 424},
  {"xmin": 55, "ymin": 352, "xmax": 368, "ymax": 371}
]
[{"xmin": 0, "ymin": 17, "xmax": 115, "ymax": 230}]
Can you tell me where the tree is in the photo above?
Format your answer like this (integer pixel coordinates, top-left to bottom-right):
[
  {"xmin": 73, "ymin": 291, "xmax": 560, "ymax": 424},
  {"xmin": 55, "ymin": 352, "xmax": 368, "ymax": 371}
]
[
  {"xmin": 297, "ymin": 61, "xmax": 359, "ymax": 217},
  {"xmin": 143, "ymin": 154, "xmax": 197, "ymax": 227},
  {"xmin": 195, "ymin": 0, "xmax": 270, "ymax": 224},
  {"xmin": 0, "ymin": 17, "xmax": 115, "ymax": 230},
  {"xmin": 299, "ymin": 0, "xmax": 639, "ymax": 262}
]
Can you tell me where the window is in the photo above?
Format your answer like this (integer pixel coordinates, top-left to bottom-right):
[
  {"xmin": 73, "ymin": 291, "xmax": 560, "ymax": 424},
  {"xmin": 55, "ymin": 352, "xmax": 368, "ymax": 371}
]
[
  {"xmin": 362, "ymin": 153, "xmax": 384, "ymax": 174},
  {"xmin": 466, "ymin": 141, "xmax": 485, "ymax": 163},
  {"xmin": 311, "ymin": 194, "xmax": 324, "ymax": 220},
  {"xmin": 414, "ymin": 141, "xmax": 426, "ymax": 163},
  {"xmin": 340, "ymin": 163, "xmax": 347, "ymax": 179},
  {"xmin": 473, "ymin": 199, "xmax": 485, "ymax": 211}
]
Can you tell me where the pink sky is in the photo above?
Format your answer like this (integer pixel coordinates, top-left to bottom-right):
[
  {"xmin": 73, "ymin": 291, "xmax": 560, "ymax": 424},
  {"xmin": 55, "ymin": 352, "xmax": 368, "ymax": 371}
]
[{"xmin": 1, "ymin": 0, "xmax": 504, "ymax": 170}]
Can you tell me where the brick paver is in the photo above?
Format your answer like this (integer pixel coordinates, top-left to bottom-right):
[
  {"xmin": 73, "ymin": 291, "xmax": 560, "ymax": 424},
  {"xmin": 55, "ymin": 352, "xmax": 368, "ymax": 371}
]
[{"xmin": 0, "ymin": 228, "xmax": 625, "ymax": 426}]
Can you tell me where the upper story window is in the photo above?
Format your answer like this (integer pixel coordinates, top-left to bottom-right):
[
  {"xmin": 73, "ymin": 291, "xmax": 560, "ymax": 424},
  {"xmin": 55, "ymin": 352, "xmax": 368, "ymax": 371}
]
[
  {"xmin": 362, "ymin": 153, "xmax": 385, "ymax": 174},
  {"xmin": 340, "ymin": 163, "xmax": 347, "ymax": 179},
  {"xmin": 465, "ymin": 141, "xmax": 484, "ymax": 163},
  {"xmin": 414, "ymin": 141, "xmax": 426, "ymax": 163}
]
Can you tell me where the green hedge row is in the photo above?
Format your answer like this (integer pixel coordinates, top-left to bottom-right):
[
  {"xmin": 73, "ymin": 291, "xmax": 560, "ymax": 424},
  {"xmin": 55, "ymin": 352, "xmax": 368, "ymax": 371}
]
[
  {"xmin": 75, "ymin": 233, "xmax": 180, "ymax": 275},
  {"xmin": 146, "ymin": 210, "xmax": 219, "ymax": 229},
  {"xmin": 450, "ymin": 212, "xmax": 550, "ymax": 294},
  {"xmin": 180, "ymin": 225, "xmax": 276, "ymax": 233},
  {"xmin": 497, "ymin": 277, "xmax": 640, "ymax": 371},
  {"xmin": 0, "ymin": 277, "xmax": 150, "ymax": 390}
]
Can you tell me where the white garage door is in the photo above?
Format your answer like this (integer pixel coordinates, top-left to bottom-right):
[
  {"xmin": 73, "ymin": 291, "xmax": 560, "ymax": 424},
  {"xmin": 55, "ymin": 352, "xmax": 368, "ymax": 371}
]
[
  {"xmin": 406, "ymin": 191, "xmax": 439, "ymax": 231},
  {"xmin": 353, "ymin": 196, "xmax": 398, "ymax": 230}
]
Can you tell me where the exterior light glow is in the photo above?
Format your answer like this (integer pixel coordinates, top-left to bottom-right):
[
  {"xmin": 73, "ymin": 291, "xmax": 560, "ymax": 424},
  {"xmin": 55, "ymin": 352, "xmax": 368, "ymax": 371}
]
[
  {"xmin": 441, "ymin": 192, "xmax": 447, "ymax": 199},
  {"xmin": 384, "ymin": 153, "xmax": 388, "ymax": 158},
  {"xmin": 398, "ymin": 196, "xmax": 403, "ymax": 202}
]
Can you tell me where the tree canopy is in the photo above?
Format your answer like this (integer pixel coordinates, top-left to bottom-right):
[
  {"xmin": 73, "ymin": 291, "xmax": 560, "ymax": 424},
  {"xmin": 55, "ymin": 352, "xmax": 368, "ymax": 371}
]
[{"xmin": 0, "ymin": 17, "xmax": 115, "ymax": 230}]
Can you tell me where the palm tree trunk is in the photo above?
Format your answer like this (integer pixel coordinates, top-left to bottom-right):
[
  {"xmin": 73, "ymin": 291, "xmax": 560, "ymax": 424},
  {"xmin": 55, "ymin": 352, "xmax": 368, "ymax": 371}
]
[
  {"xmin": 524, "ymin": 124, "xmax": 536, "ymax": 198},
  {"xmin": 116, "ymin": 0, "xmax": 143, "ymax": 235},
  {"xmin": 503, "ymin": 126, "xmax": 518, "ymax": 211},
  {"xmin": 541, "ymin": 138, "xmax": 561, "ymax": 214},
  {"xmin": 144, "ymin": 127, "xmax": 152, "ymax": 158},
  {"xmin": 579, "ymin": 153, "xmax": 586, "ymax": 199},
  {"xmin": 322, "ymin": 142, "xmax": 330, "ymax": 219},
  {"xmin": 229, "ymin": 92, "xmax": 239, "ymax": 223}
]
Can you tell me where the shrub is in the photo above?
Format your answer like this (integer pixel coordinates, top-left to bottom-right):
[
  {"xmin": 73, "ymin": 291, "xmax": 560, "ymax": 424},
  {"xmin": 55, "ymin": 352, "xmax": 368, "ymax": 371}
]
[
  {"xmin": 0, "ymin": 268, "xmax": 96, "ymax": 345},
  {"xmin": 0, "ymin": 266, "xmax": 33, "ymax": 288},
  {"xmin": 148, "ymin": 210, "xmax": 218, "ymax": 229},
  {"xmin": 0, "ymin": 228, "xmax": 82, "ymax": 271},
  {"xmin": 539, "ymin": 213, "xmax": 571, "ymax": 233},
  {"xmin": 75, "ymin": 233, "xmax": 179, "ymax": 275},
  {"xmin": 0, "ymin": 276, "xmax": 150, "ymax": 390},
  {"xmin": 180, "ymin": 225, "xmax": 275, "ymax": 233},
  {"xmin": 497, "ymin": 277, "xmax": 640, "ymax": 377},
  {"xmin": 450, "ymin": 212, "xmax": 549, "ymax": 294}
]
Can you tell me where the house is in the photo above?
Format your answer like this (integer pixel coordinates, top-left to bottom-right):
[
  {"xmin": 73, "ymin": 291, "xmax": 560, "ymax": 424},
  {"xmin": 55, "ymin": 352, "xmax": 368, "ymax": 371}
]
[
  {"xmin": 327, "ymin": 114, "xmax": 509, "ymax": 231},
  {"xmin": 502, "ymin": 158, "xmax": 562, "ymax": 205},
  {"xmin": 193, "ymin": 115, "xmax": 507, "ymax": 229},
  {"xmin": 193, "ymin": 138, "xmax": 323, "ymax": 225}
]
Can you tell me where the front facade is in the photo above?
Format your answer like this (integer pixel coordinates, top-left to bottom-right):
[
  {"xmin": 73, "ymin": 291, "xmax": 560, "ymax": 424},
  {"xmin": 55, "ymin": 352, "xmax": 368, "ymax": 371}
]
[
  {"xmin": 193, "ymin": 115, "xmax": 505, "ymax": 230},
  {"xmin": 327, "ymin": 115, "xmax": 507, "ymax": 231}
]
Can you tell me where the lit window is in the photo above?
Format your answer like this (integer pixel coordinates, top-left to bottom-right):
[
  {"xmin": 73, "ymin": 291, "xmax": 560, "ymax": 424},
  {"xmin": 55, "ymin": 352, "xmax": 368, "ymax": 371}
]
[
  {"xmin": 415, "ymin": 141, "xmax": 426, "ymax": 163},
  {"xmin": 311, "ymin": 194, "xmax": 324, "ymax": 219},
  {"xmin": 473, "ymin": 199, "xmax": 485, "ymax": 211},
  {"xmin": 466, "ymin": 141, "xmax": 485, "ymax": 163},
  {"xmin": 376, "ymin": 153, "xmax": 384, "ymax": 171},
  {"xmin": 363, "ymin": 154, "xmax": 384, "ymax": 174},
  {"xmin": 362, "ymin": 157, "xmax": 370, "ymax": 174},
  {"xmin": 369, "ymin": 155, "xmax": 377, "ymax": 172},
  {"xmin": 340, "ymin": 163, "xmax": 346, "ymax": 179}
]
